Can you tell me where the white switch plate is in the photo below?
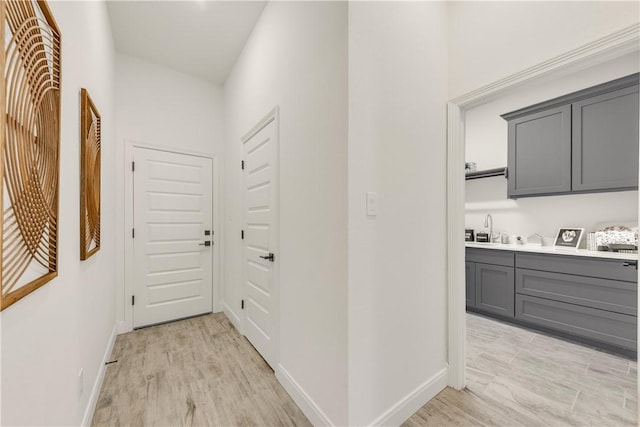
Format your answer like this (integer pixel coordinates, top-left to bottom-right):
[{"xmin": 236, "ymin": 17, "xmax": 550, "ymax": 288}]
[{"xmin": 366, "ymin": 192, "xmax": 377, "ymax": 216}]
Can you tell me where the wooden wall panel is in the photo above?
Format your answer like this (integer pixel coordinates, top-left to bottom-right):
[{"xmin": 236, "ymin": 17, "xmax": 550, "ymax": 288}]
[
  {"xmin": 1, "ymin": 0, "xmax": 61, "ymax": 310},
  {"xmin": 80, "ymin": 88, "xmax": 100, "ymax": 260}
]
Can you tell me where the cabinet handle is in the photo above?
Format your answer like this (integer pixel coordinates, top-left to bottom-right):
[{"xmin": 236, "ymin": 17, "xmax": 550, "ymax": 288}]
[{"xmin": 622, "ymin": 261, "xmax": 637, "ymax": 269}]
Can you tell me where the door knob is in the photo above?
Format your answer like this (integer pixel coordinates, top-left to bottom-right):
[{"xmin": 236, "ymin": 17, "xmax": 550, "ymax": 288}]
[{"xmin": 260, "ymin": 252, "xmax": 275, "ymax": 262}]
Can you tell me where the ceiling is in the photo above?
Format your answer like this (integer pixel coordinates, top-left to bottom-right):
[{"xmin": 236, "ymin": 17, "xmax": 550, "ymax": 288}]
[{"xmin": 107, "ymin": 1, "xmax": 267, "ymax": 84}]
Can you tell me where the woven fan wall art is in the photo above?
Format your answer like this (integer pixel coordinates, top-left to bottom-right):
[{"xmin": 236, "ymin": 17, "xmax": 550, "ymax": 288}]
[
  {"xmin": 1, "ymin": 0, "xmax": 61, "ymax": 310},
  {"xmin": 80, "ymin": 88, "xmax": 100, "ymax": 260}
]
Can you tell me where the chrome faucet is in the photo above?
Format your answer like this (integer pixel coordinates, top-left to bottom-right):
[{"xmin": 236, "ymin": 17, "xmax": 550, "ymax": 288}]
[{"xmin": 484, "ymin": 214, "xmax": 499, "ymax": 242}]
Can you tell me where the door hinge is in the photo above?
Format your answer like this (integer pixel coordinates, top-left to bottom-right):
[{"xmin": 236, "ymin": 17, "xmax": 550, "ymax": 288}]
[
  {"xmin": 241, "ymin": 160, "xmax": 245, "ymax": 170},
  {"xmin": 132, "ymin": 161, "xmax": 135, "ymax": 172},
  {"xmin": 132, "ymin": 228, "xmax": 135, "ymax": 238},
  {"xmin": 131, "ymin": 295, "xmax": 135, "ymax": 306},
  {"xmin": 241, "ymin": 299, "xmax": 245, "ymax": 309},
  {"xmin": 241, "ymin": 230, "xmax": 244, "ymax": 239}
]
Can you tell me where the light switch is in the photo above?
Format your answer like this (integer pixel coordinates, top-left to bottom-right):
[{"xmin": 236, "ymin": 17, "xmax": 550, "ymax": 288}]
[{"xmin": 366, "ymin": 192, "xmax": 377, "ymax": 216}]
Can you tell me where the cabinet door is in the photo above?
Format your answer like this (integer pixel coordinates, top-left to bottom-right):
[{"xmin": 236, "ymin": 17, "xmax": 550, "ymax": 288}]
[
  {"xmin": 465, "ymin": 261, "xmax": 475, "ymax": 308},
  {"xmin": 516, "ymin": 294, "xmax": 637, "ymax": 350},
  {"xmin": 515, "ymin": 268, "xmax": 637, "ymax": 316},
  {"xmin": 475, "ymin": 263, "xmax": 515, "ymax": 317},
  {"xmin": 507, "ymin": 105, "xmax": 571, "ymax": 198},
  {"xmin": 572, "ymin": 85, "xmax": 639, "ymax": 192}
]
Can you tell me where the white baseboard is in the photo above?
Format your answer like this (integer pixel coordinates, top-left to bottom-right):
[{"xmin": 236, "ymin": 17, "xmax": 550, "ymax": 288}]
[
  {"xmin": 275, "ymin": 364, "xmax": 335, "ymax": 426},
  {"xmin": 81, "ymin": 324, "xmax": 117, "ymax": 427},
  {"xmin": 116, "ymin": 320, "xmax": 131, "ymax": 335},
  {"xmin": 222, "ymin": 301, "xmax": 241, "ymax": 332},
  {"xmin": 368, "ymin": 366, "xmax": 448, "ymax": 426}
]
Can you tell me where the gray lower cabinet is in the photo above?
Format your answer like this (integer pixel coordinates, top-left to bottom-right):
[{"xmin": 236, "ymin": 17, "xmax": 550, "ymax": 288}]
[
  {"xmin": 465, "ymin": 261, "xmax": 475, "ymax": 308},
  {"xmin": 572, "ymin": 84, "xmax": 639, "ymax": 192},
  {"xmin": 466, "ymin": 247, "xmax": 514, "ymax": 267},
  {"xmin": 466, "ymin": 249, "xmax": 514, "ymax": 314},
  {"xmin": 515, "ymin": 253, "xmax": 637, "ymax": 352},
  {"xmin": 515, "ymin": 252, "xmax": 637, "ymax": 282},
  {"xmin": 515, "ymin": 268, "xmax": 637, "ymax": 316},
  {"xmin": 515, "ymin": 294, "xmax": 637, "ymax": 350},
  {"xmin": 466, "ymin": 247, "xmax": 637, "ymax": 355},
  {"xmin": 475, "ymin": 263, "xmax": 515, "ymax": 317}
]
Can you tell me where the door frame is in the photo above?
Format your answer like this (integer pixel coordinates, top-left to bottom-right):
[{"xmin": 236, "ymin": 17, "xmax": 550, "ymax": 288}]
[
  {"xmin": 240, "ymin": 106, "xmax": 280, "ymax": 365},
  {"xmin": 446, "ymin": 24, "xmax": 640, "ymax": 389},
  {"xmin": 122, "ymin": 141, "xmax": 221, "ymax": 332}
]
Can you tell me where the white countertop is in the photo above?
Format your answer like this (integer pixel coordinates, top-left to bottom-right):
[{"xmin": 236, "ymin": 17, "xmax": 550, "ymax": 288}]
[{"xmin": 465, "ymin": 242, "xmax": 638, "ymax": 261}]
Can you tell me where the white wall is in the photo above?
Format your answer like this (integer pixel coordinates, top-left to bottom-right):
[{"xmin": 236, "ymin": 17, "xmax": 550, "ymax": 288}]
[
  {"xmin": 114, "ymin": 53, "xmax": 224, "ymax": 329},
  {"xmin": 1, "ymin": 1, "xmax": 116, "ymax": 425},
  {"xmin": 114, "ymin": 53, "xmax": 224, "ymax": 155},
  {"xmin": 465, "ymin": 53, "xmax": 639, "ymax": 242},
  {"xmin": 348, "ymin": 2, "xmax": 449, "ymax": 425},
  {"xmin": 448, "ymin": 1, "xmax": 640, "ymax": 98},
  {"xmin": 223, "ymin": 2, "xmax": 348, "ymax": 425}
]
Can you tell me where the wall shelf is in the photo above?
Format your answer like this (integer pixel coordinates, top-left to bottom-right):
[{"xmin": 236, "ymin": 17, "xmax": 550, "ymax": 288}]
[{"xmin": 465, "ymin": 167, "xmax": 508, "ymax": 180}]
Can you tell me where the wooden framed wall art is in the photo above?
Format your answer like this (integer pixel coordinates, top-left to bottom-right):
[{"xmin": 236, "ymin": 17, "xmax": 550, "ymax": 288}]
[
  {"xmin": 1, "ymin": 0, "xmax": 62, "ymax": 310},
  {"xmin": 80, "ymin": 89, "xmax": 100, "ymax": 260}
]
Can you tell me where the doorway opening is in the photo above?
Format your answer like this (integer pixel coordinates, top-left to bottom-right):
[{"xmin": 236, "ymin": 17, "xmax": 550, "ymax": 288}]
[
  {"xmin": 123, "ymin": 143, "xmax": 221, "ymax": 331},
  {"xmin": 447, "ymin": 24, "xmax": 639, "ymax": 424}
]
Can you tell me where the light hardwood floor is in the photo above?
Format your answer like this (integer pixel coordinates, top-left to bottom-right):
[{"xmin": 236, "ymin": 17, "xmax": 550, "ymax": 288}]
[
  {"xmin": 91, "ymin": 313, "xmax": 311, "ymax": 426},
  {"xmin": 93, "ymin": 312, "xmax": 637, "ymax": 426},
  {"xmin": 404, "ymin": 313, "xmax": 638, "ymax": 427}
]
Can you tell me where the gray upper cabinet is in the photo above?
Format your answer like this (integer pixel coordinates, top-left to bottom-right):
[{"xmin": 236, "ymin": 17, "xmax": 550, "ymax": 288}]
[
  {"xmin": 572, "ymin": 84, "xmax": 639, "ymax": 192},
  {"xmin": 502, "ymin": 73, "xmax": 639, "ymax": 199},
  {"xmin": 507, "ymin": 105, "xmax": 571, "ymax": 198}
]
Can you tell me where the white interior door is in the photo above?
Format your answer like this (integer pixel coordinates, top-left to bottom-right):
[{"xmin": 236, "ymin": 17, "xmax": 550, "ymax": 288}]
[
  {"xmin": 242, "ymin": 111, "xmax": 279, "ymax": 368},
  {"xmin": 133, "ymin": 147, "xmax": 213, "ymax": 328}
]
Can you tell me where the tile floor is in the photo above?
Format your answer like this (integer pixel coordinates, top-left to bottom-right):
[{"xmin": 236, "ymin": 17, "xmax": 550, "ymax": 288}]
[{"xmin": 405, "ymin": 313, "xmax": 638, "ymax": 426}]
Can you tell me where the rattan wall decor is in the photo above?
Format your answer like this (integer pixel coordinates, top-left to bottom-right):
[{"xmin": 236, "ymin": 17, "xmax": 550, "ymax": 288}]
[
  {"xmin": 1, "ymin": 0, "xmax": 61, "ymax": 310},
  {"xmin": 80, "ymin": 88, "xmax": 100, "ymax": 260}
]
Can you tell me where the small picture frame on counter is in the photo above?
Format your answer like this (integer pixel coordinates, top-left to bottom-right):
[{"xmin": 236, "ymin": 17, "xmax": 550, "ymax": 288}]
[
  {"xmin": 465, "ymin": 228, "xmax": 475, "ymax": 242},
  {"xmin": 554, "ymin": 227, "xmax": 584, "ymax": 249}
]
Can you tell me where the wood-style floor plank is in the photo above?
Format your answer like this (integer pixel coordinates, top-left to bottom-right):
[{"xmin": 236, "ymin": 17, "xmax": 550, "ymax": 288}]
[{"xmin": 91, "ymin": 313, "xmax": 311, "ymax": 427}]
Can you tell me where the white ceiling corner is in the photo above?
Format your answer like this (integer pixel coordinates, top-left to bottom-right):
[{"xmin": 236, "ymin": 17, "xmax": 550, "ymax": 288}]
[{"xmin": 106, "ymin": 1, "xmax": 267, "ymax": 84}]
